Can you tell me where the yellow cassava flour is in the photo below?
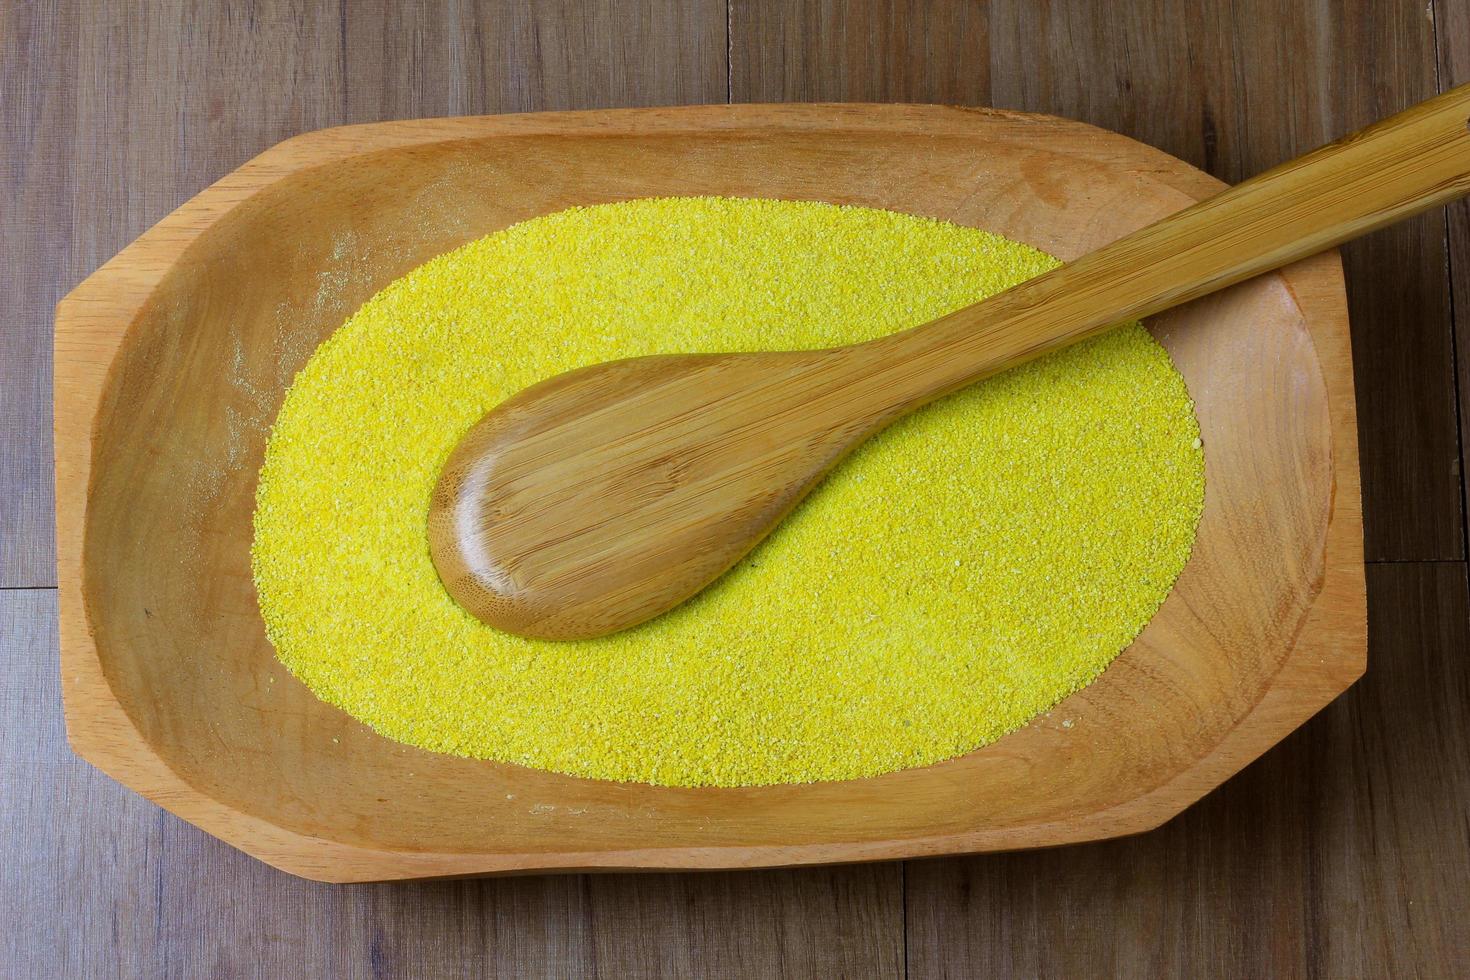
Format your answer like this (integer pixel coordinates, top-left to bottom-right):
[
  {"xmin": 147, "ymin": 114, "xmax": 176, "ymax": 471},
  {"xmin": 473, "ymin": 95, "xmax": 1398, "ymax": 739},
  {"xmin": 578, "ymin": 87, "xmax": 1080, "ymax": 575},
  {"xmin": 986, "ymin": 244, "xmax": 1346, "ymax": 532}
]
[{"xmin": 252, "ymin": 196, "xmax": 1205, "ymax": 787}]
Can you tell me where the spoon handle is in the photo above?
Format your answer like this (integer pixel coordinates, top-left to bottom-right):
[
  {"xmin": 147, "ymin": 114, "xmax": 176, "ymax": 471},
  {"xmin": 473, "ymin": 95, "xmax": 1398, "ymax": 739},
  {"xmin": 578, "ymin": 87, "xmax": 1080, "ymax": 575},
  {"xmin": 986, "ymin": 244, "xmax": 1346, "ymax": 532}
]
[{"xmin": 867, "ymin": 82, "xmax": 1470, "ymax": 410}]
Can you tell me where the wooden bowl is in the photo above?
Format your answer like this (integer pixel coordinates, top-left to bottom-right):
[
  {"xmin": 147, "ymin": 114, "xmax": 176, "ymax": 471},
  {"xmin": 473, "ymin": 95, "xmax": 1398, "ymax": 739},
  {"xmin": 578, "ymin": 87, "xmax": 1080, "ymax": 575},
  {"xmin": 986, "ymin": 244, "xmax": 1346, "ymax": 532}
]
[{"xmin": 55, "ymin": 105, "xmax": 1365, "ymax": 883}]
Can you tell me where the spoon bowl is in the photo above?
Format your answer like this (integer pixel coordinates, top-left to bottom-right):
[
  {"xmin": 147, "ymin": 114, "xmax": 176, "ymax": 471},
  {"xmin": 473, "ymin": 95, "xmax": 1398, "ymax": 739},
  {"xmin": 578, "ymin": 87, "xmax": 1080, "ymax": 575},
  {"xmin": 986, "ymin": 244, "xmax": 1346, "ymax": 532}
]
[{"xmin": 431, "ymin": 349, "xmax": 846, "ymax": 639}]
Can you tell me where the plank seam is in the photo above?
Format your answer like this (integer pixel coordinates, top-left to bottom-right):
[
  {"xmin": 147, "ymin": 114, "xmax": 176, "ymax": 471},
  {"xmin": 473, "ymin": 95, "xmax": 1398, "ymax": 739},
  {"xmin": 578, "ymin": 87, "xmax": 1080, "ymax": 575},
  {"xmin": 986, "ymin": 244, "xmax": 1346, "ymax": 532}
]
[{"xmin": 1363, "ymin": 558, "xmax": 1467, "ymax": 564}]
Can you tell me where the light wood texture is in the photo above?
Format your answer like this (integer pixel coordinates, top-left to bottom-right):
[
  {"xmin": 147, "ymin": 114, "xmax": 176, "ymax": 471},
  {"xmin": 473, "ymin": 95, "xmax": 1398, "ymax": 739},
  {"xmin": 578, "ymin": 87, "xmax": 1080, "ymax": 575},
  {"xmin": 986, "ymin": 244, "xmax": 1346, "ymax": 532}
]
[
  {"xmin": 432, "ymin": 85, "xmax": 1470, "ymax": 640},
  {"xmin": 56, "ymin": 102, "xmax": 1364, "ymax": 882}
]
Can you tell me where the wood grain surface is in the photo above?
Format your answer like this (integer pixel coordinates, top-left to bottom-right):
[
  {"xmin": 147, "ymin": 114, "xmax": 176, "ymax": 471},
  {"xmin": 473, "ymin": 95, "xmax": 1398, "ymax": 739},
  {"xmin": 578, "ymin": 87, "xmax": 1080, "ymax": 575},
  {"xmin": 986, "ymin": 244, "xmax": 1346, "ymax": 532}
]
[
  {"xmin": 0, "ymin": 0, "xmax": 68, "ymax": 586},
  {"xmin": 1444, "ymin": 0, "xmax": 1470, "ymax": 549},
  {"xmin": 1, "ymin": 592, "xmax": 902, "ymax": 977},
  {"xmin": 906, "ymin": 562, "xmax": 1470, "ymax": 977},
  {"xmin": 5, "ymin": 0, "xmax": 1470, "ymax": 976}
]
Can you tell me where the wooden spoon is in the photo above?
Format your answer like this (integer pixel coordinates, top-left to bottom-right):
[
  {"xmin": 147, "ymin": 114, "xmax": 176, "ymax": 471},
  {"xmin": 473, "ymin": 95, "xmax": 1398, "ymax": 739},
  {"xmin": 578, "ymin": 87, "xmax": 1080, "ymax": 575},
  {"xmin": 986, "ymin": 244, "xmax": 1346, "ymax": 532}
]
[{"xmin": 429, "ymin": 84, "xmax": 1470, "ymax": 641}]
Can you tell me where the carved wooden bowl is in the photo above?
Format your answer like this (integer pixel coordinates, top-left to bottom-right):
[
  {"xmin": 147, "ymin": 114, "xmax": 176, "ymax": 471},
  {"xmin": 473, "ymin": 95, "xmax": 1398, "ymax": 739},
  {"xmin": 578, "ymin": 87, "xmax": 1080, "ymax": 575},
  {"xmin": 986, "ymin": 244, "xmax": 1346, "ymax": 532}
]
[{"xmin": 55, "ymin": 105, "xmax": 1365, "ymax": 882}]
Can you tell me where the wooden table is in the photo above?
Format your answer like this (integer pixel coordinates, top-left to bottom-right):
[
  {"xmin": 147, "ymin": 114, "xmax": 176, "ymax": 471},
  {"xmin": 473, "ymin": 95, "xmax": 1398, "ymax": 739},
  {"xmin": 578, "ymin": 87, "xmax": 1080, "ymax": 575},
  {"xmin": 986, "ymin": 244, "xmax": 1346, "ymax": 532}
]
[{"xmin": 4, "ymin": 1, "xmax": 1468, "ymax": 975}]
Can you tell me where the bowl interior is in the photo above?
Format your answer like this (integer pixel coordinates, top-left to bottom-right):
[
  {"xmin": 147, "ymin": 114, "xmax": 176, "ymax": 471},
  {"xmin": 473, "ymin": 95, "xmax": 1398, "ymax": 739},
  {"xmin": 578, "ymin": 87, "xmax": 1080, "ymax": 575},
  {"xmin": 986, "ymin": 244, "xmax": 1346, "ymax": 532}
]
[{"xmin": 75, "ymin": 110, "xmax": 1348, "ymax": 864}]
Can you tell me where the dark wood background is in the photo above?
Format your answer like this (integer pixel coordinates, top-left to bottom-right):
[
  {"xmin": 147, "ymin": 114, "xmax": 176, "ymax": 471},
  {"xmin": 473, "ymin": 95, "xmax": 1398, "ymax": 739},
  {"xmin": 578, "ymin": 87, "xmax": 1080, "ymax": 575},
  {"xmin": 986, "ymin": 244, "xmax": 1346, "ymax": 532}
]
[{"xmin": 4, "ymin": 1, "xmax": 1469, "ymax": 976}]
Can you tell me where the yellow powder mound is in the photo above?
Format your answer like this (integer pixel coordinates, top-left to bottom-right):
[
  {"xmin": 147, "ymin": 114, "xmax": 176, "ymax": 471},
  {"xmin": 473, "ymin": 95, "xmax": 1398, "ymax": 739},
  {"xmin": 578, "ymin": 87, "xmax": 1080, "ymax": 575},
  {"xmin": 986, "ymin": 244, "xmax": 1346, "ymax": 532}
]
[{"xmin": 252, "ymin": 197, "xmax": 1204, "ymax": 787}]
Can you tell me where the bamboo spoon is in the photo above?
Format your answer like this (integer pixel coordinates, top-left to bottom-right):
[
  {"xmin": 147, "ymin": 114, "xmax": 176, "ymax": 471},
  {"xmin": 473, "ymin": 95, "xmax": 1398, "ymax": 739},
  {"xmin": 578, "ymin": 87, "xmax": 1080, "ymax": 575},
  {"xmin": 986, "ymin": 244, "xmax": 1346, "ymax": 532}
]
[{"xmin": 429, "ymin": 84, "xmax": 1470, "ymax": 641}]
